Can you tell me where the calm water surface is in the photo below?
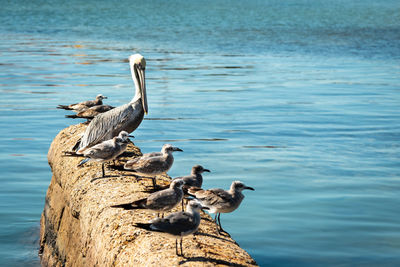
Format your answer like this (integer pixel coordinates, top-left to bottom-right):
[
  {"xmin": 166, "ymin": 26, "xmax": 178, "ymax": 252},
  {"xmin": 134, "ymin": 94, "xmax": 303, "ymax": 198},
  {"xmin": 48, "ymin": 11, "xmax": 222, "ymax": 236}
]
[{"xmin": 0, "ymin": 1, "xmax": 399, "ymax": 266}]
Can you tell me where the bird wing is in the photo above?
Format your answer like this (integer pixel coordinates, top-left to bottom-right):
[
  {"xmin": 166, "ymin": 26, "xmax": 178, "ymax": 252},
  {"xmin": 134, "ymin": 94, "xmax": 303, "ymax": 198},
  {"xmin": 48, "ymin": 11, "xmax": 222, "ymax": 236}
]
[
  {"xmin": 84, "ymin": 143, "xmax": 115, "ymax": 158},
  {"xmin": 91, "ymin": 105, "xmax": 114, "ymax": 112},
  {"xmin": 78, "ymin": 108, "xmax": 97, "ymax": 118},
  {"xmin": 151, "ymin": 212, "xmax": 196, "ymax": 235},
  {"xmin": 196, "ymin": 188, "xmax": 232, "ymax": 207},
  {"xmin": 86, "ymin": 145, "xmax": 113, "ymax": 155},
  {"xmin": 79, "ymin": 104, "xmax": 132, "ymax": 149},
  {"xmin": 80, "ymin": 99, "xmax": 96, "ymax": 107},
  {"xmin": 67, "ymin": 102, "xmax": 79, "ymax": 107},
  {"xmin": 124, "ymin": 152, "xmax": 162, "ymax": 168},
  {"xmin": 181, "ymin": 175, "xmax": 197, "ymax": 187},
  {"xmin": 142, "ymin": 152, "xmax": 163, "ymax": 158},
  {"xmin": 125, "ymin": 155, "xmax": 166, "ymax": 172},
  {"xmin": 71, "ymin": 103, "xmax": 90, "ymax": 111},
  {"xmin": 146, "ymin": 189, "xmax": 179, "ymax": 210},
  {"xmin": 124, "ymin": 157, "xmax": 141, "ymax": 167}
]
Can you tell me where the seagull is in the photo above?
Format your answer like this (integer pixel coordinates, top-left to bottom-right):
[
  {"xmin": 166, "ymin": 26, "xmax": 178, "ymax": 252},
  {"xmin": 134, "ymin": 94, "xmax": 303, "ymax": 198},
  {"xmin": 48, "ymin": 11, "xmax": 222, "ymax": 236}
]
[
  {"xmin": 173, "ymin": 165, "xmax": 210, "ymax": 189},
  {"xmin": 188, "ymin": 180, "xmax": 254, "ymax": 235},
  {"xmin": 77, "ymin": 131, "xmax": 131, "ymax": 177},
  {"xmin": 134, "ymin": 200, "xmax": 209, "ymax": 256},
  {"xmin": 111, "ymin": 179, "xmax": 185, "ymax": 217},
  {"xmin": 75, "ymin": 54, "xmax": 148, "ymax": 152},
  {"xmin": 65, "ymin": 104, "xmax": 115, "ymax": 120},
  {"xmin": 171, "ymin": 165, "xmax": 210, "ymax": 210},
  {"xmin": 57, "ymin": 94, "xmax": 107, "ymax": 112},
  {"xmin": 124, "ymin": 144, "xmax": 183, "ymax": 189}
]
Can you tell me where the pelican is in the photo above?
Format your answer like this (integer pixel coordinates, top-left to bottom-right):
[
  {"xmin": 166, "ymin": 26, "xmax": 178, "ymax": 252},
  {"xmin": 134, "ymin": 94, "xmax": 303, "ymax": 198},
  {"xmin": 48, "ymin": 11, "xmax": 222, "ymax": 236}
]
[
  {"xmin": 76, "ymin": 54, "xmax": 148, "ymax": 152},
  {"xmin": 188, "ymin": 181, "xmax": 254, "ymax": 235},
  {"xmin": 57, "ymin": 94, "xmax": 107, "ymax": 112},
  {"xmin": 172, "ymin": 165, "xmax": 210, "ymax": 210}
]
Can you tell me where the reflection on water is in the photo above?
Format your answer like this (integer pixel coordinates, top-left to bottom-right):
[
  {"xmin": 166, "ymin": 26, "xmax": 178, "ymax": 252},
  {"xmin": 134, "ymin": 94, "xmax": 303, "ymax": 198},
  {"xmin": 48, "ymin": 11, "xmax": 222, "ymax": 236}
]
[{"xmin": 0, "ymin": 0, "xmax": 400, "ymax": 266}]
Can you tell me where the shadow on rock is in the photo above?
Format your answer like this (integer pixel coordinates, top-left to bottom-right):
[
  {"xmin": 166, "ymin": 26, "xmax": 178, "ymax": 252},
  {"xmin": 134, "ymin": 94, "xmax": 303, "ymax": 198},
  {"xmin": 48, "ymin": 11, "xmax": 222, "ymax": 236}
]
[{"xmin": 179, "ymin": 257, "xmax": 248, "ymax": 267}]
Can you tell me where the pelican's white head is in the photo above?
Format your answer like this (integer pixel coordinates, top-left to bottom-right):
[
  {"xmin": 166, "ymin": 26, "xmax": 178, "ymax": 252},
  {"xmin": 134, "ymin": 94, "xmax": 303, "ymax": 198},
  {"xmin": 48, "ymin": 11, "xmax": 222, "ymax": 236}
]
[
  {"xmin": 129, "ymin": 54, "xmax": 148, "ymax": 115},
  {"xmin": 129, "ymin": 54, "xmax": 146, "ymax": 69}
]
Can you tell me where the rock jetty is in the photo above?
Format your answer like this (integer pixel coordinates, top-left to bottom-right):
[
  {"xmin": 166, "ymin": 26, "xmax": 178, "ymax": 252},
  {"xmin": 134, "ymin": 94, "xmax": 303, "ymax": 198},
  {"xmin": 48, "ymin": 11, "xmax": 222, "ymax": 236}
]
[{"xmin": 39, "ymin": 124, "xmax": 258, "ymax": 266}]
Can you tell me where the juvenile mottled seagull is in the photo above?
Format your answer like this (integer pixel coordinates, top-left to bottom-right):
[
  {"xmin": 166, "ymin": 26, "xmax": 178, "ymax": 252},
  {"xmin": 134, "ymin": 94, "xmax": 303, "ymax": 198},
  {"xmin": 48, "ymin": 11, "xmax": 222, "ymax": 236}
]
[
  {"xmin": 57, "ymin": 94, "xmax": 107, "ymax": 112},
  {"xmin": 124, "ymin": 144, "xmax": 183, "ymax": 189},
  {"xmin": 111, "ymin": 179, "xmax": 185, "ymax": 217},
  {"xmin": 78, "ymin": 131, "xmax": 131, "ymax": 177},
  {"xmin": 173, "ymin": 165, "xmax": 210, "ymax": 189},
  {"xmin": 188, "ymin": 180, "xmax": 254, "ymax": 235},
  {"xmin": 76, "ymin": 54, "xmax": 148, "ymax": 151},
  {"xmin": 65, "ymin": 104, "xmax": 115, "ymax": 120},
  {"xmin": 135, "ymin": 200, "xmax": 209, "ymax": 256},
  {"xmin": 172, "ymin": 165, "xmax": 210, "ymax": 210}
]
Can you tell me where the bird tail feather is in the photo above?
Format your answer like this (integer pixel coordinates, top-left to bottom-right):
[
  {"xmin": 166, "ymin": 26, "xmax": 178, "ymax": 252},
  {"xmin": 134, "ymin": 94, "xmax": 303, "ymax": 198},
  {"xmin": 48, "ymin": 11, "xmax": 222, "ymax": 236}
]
[
  {"xmin": 111, "ymin": 198, "xmax": 147, "ymax": 210},
  {"xmin": 78, "ymin": 158, "xmax": 90, "ymax": 166},
  {"xmin": 65, "ymin": 115, "xmax": 79, "ymax": 119},
  {"xmin": 72, "ymin": 139, "xmax": 81, "ymax": 152},
  {"xmin": 134, "ymin": 223, "xmax": 152, "ymax": 231},
  {"xmin": 62, "ymin": 151, "xmax": 82, "ymax": 157},
  {"xmin": 57, "ymin": 105, "xmax": 72, "ymax": 110},
  {"xmin": 187, "ymin": 186, "xmax": 202, "ymax": 197}
]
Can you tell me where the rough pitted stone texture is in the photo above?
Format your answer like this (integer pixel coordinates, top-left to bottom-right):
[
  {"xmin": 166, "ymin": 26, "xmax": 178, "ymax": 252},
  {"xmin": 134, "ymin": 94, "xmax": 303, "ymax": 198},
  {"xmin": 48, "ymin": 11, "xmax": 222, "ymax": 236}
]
[{"xmin": 39, "ymin": 124, "xmax": 258, "ymax": 267}]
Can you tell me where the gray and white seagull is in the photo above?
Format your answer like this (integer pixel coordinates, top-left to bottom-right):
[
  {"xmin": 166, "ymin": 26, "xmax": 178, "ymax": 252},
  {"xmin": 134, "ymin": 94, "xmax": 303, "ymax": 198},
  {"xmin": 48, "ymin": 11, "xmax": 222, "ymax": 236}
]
[
  {"xmin": 135, "ymin": 200, "xmax": 209, "ymax": 256},
  {"xmin": 111, "ymin": 179, "xmax": 185, "ymax": 217},
  {"xmin": 65, "ymin": 104, "xmax": 115, "ymax": 121},
  {"xmin": 188, "ymin": 180, "xmax": 254, "ymax": 235},
  {"xmin": 172, "ymin": 165, "xmax": 210, "ymax": 210},
  {"xmin": 124, "ymin": 144, "xmax": 183, "ymax": 189},
  {"xmin": 57, "ymin": 94, "xmax": 107, "ymax": 112},
  {"xmin": 77, "ymin": 131, "xmax": 131, "ymax": 177},
  {"xmin": 172, "ymin": 165, "xmax": 210, "ymax": 189}
]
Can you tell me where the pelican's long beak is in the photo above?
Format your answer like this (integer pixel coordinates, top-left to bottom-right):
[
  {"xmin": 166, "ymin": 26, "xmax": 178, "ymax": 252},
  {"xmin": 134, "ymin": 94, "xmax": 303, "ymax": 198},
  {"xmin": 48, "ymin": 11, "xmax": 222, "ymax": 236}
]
[{"xmin": 137, "ymin": 67, "xmax": 148, "ymax": 115}]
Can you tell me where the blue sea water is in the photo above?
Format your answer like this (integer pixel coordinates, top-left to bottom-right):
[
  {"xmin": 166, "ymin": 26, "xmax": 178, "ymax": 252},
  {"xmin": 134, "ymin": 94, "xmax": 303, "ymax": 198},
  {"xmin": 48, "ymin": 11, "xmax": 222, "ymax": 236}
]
[{"xmin": 0, "ymin": 0, "xmax": 399, "ymax": 266}]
